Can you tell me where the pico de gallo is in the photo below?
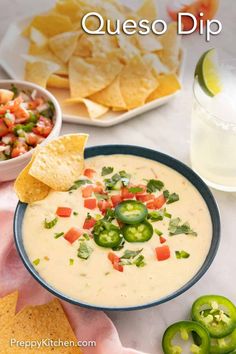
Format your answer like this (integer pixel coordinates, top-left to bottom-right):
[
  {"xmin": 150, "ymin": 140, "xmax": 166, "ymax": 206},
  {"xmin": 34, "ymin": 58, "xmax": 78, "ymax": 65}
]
[{"xmin": 0, "ymin": 85, "xmax": 55, "ymax": 161}]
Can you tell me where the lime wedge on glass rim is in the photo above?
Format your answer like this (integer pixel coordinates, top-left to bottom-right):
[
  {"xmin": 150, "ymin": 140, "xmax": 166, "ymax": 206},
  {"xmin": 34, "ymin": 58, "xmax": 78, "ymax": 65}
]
[{"xmin": 195, "ymin": 49, "xmax": 222, "ymax": 97}]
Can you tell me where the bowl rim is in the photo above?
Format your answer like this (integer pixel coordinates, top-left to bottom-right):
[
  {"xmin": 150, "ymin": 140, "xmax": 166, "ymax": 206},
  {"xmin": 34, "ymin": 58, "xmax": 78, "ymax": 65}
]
[
  {"xmin": 0, "ymin": 79, "xmax": 62, "ymax": 166},
  {"xmin": 14, "ymin": 145, "xmax": 221, "ymax": 311}
]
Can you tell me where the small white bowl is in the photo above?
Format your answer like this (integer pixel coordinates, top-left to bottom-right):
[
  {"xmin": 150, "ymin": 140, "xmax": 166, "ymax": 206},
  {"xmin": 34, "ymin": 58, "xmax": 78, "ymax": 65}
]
[{"xmin": 0, "ymin": 80, "xmax": 62, "ymax": 182}]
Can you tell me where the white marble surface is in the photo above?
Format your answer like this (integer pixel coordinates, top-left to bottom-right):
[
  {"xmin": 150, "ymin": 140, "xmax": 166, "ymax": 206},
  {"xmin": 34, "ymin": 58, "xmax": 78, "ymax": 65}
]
[{"xmin": 0, "ymin": 1, "xmax": 236, "ymax": 353}]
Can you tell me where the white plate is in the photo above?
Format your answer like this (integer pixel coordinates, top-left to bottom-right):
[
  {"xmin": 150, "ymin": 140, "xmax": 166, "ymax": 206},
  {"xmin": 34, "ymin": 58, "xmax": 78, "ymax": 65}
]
[{"xmin": 0, "ymin": 16, "xmax": 185, "ymax": 127}]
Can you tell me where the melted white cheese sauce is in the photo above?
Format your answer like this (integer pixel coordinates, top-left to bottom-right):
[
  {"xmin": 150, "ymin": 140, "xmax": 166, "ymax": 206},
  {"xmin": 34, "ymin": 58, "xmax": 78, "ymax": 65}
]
[{"xmin": 23, "ymin": 155, "xmax": 212, "ymax": 307}]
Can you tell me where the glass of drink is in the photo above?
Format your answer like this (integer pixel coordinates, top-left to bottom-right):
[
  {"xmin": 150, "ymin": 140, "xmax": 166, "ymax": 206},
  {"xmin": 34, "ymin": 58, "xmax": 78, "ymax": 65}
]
[{"xmin": 190, "ymin": 57, "xmax": 236, "ymax": 192}]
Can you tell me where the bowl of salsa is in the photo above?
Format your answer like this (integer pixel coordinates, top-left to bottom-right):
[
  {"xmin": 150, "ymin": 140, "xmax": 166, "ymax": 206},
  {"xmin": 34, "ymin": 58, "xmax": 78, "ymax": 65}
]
[{"xmin": 0, "ymin": 80, "xmax": 62, "ymax": 181}]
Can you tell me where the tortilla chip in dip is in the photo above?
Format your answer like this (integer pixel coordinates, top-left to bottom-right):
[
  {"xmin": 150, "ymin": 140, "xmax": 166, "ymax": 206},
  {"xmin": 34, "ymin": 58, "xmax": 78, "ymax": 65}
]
[
  {"xmin": 0, "ymin": 299, "xmax": 82, "ymax": 353},
  {"xmin": 14, "ymin": 155, "xmax": 50, "ymax": 204},
  {"xmin": 29, "ymin": 134, "xmax": 88, "ymax": 191}
]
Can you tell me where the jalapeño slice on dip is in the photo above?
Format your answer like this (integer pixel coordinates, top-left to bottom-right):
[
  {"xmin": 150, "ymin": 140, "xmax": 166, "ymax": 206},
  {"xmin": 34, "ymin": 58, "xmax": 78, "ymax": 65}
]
[{"xmin": 22, "ymin": 154, "xmax": 213, "ymax": 308}]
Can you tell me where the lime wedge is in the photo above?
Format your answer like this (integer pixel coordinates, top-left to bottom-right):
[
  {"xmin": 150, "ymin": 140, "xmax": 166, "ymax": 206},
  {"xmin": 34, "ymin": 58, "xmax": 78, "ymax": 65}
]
[{"xmin": 195, "ymin": 49, "xmax": 222, "ymax": 97}]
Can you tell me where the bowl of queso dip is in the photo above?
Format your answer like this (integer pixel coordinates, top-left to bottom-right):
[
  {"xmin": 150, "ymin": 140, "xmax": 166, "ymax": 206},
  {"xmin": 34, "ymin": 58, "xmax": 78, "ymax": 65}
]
[{"xmin": 14, "ymin": 145, "xmax": 220, "ymax": 310}]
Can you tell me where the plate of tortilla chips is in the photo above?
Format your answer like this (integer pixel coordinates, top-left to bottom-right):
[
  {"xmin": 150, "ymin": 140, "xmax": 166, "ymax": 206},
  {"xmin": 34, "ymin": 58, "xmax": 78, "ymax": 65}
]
[{"xmin": 0, "ymin": 0, "xmax": 184, "ymax": 127}]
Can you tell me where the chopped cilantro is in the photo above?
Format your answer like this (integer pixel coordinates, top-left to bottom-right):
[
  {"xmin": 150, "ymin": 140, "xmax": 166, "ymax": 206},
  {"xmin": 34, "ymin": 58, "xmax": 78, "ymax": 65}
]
[
  {"xmin": 120, "ymin": 249, "xmax": 143, "ymax": 260},
  {"xmin": 77, "ymin": 242, "xmax": 93, "ymax": 260},
  {"xmin": 101, "ymin": 166, "xmax": 114, "ymax": 176},
  {"xmin": 175, "ymin": 250, "xmax": 190, "ymax": 259},
  {"xmin": 69, "ymin": 179, "xmax": 92, "ymax": 192},
  {"xmin": 146, "ymin": 179, "xmax": 164, "ymax": 193},
  {"xmin": 128, "ymin": 187, "xmax": 143, "ymax": 193},
  {"xmin": 44, "ymin": 217, "xmax": 58, "ymax": 229},
  {"xmin": 169, "ymin": 218, "xmax": 197, "ymax": 236}
]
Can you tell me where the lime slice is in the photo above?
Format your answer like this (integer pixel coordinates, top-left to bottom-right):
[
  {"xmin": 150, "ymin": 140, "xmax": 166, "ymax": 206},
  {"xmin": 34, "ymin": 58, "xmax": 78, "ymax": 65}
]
[{"xmin": 195, "ymin": 49, "xmax": 222, "ymax": 97}]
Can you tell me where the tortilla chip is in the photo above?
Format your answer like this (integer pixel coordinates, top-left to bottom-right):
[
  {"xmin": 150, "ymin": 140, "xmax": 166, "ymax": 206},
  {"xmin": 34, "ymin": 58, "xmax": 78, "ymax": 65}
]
[
  {"xmin": 69, "ymin": 56, "xmax": 123, "ymax": 98},
  {"xmin": 29, "ymin": 134, "xmax": 88, "ymax": 191},
  {"xmin": 117, "ymin": 34, "xmax": 140, "ymax": 62},
  {"xmin": 89, "ymin": 34, "xmax": 118, "ymax": 58},
  {"xmin": 26, "ymin": 50, "xmax": 68, "ymax": 76},
  {"xmin": 47, "ymin": 74, "xmax": 70, "ymax": 89},
  {"xmin": 29, "ymin": 13, "xmax": 73, "ymax": 37},
  {"xmin": 90, "ymin": 76, "xmax": 126, "ymax": 109},
  {"xmin": 146, "ymin": 74, "xmax": 181, "ymax": 102},
  {"xmin": 0, "ymin": 299, "xmax": 82, "ymax": 353},
  {"xmin": 49, "ymin": 31, "xmax": 80, "ymax": 63},
  {"xmin": 14, "ymin": 155, "xmax": 50, "ymax": 203},
  {"xmin": 137, "ymin": 0, "xmax": 158, "ymax": 21},
  {"xmin": 30, "ymin": 27, "xmax": 48, "ymax": 47},
  {"xmin": 159, "ymin": 22, "xmax": 181, "ymax": 72},
  {"xmin": 65, "ymin": 98, "xmax": 108, "ymax": 119},
  {"xmin": 0, "ymin": 292, "xmax": 18, "ymax": 330},
  {"xmin": 119, "ymin": 56, "xmax": 158, "ymax": 110},
  {"xmin": 25, "ymin": 60, "xmax": 60, "ymax": 88},
  {"xmin": 137, "ymin": 33, "xmax": 162, "ymax": 53},
  {"xmin": 73, "ymin": 34, "xmax": 92, "ymax": 58},
  {"xmin": 55, "ymin": 0, "xmax": 82, "ymax": 22},
  {"xmin": 143, "ymin": 53, "xmax": 169, "ymax": 76}
]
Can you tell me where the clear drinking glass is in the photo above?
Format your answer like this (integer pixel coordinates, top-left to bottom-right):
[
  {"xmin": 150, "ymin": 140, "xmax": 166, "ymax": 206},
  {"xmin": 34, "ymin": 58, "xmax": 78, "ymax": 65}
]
[{"xmin": 190, "ymin": 60, "xmax": 236, "ymax": 192}]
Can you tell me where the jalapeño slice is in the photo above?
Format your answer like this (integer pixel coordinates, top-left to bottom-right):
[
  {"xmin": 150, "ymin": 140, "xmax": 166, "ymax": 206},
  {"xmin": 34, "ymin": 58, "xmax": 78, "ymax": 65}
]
[
  {"xmin": 192, "ymin": 295, "xmax": 236, "ymax": 338},
  {"xmin": 122, "ymin": 221, "xmax": 153, "ymax": 243},
  {"xmin": 162, "ymin": 321, "xmax": 210, "ymax": 354},
  {"xmin": 115, "ymin": 200, "xmax": 148, "ymax": 225},
  {"xmin": 210, "ymin": 328, "xmax": 236, "ymax": 354},
  {"xmin": 92, "ymin": 220, "xmax": 123, "ymax": 248}
]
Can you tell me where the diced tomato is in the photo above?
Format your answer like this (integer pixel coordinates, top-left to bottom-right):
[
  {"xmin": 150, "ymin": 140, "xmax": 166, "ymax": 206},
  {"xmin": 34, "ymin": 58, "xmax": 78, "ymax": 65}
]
[
  {"xmin": 98, "ymin": 200, "xmax": 112, "ymax": 213},
  {"xmin": 11, "ymin": 144, "xmax": 28, "ymax": 158},
  {"xmin": 121, "ymin": 187, "xmax": 134, "ymax": 199},
  {"xmin": 108, "ymin": 252, "xmax": 123, "ymax": 272},
  {"xmin": 135, "ymin": 184, "xmax": 147, "ymax": 195},
  {"xmin": 83, "ymin": 217, "xmax": 96, "ymax": 229},
  {"xmin": 14, "ymin": 105, "xmax": 30, "ymax": 122},
  {"xmin": 159, "ymin": 236, "xmax": 167, "ymax": 244},
  {"xmin": 146, "ymin": 201, "xmax": 156, "ymax": 210},
  {"xmin": 0, "ymin": 89, "xmax": 14, "ymax": 104},
  {"xmin": 28, "ymin": 98, "xmax": 44, "ymax": 110},
  {"xmin": 82, "ymin": 185, "xmax": 93, "ymax": 198},
  {"xmin": 56, "ymin": 207, "xmax": 72, "ymax": 217},
  {"xmin": 113, "ymin": 260, "xmax": 123, "ymax": 272},
  {"xmin": 32, "ymin": 117, "xmax": 53, "ymax": 138},
  {"xmin": 84, "ymin": 168, "xmax": 96, "ymax": 179},
  {"xmin": 136, "ymin": 194, "xmax": 155, "ymax": 202},
  {"xmin": 111, "ymin": 195, "xmax": 122, "ymax": 207},
  {"xmin": 154, "ymin": 194, "xmax": 166, "ymax": 209},
  {"xmin": 64, "ymin": 227, "xmax": 82, "ymax": 244},
  {"xmin": 0, "ymin": 119, "xmax": 9, "ymax": 137},
  {"xmin": 26, "ymin": 132, "xmax": 44, "ymax": 146},
  {"xmin": 93, "ymin": 184, "xmax": 104, "ymax": 194},
  {"xmin": 155, "ymin": 245, "xmax": 171, "ymax": 261},
  {"xmin": 84, "ymin": 198, "xmax": 97, "ymax": 210}
]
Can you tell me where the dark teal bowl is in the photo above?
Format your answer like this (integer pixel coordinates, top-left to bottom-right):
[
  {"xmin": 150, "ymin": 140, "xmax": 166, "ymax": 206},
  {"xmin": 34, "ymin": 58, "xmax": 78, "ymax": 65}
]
[{"xmin": 14, "ymin": 145, "xmax": 221, "ymax": 311}]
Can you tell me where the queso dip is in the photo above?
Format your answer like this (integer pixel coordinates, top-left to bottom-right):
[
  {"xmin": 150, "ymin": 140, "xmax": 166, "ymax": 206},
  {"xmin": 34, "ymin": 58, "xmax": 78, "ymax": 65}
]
[{"xmin": 23, "ymin": 155, "xmax": 212, "ymax": 307}]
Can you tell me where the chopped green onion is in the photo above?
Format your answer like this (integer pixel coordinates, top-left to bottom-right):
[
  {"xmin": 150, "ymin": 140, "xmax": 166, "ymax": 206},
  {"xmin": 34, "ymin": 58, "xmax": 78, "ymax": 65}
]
[
  {"xmin": 69, "ymin": 258, "xmax": 74, "ymax": 266},
  {"xmin": 73, "ymin": 211, "xmax": 78, "ymax": 216},
  {"xmin": 44, "ymin": 217, "xmax": 58, "ymax": 229},
  {"xmin": 175, "ymin": 250, "xmax": 190, "ymax": 259},
  {"xmin": 128, "ymin": 187, "xmax": 143, "ymax": 193},
  {"xmin": 133, "ymin": 255, "xmax": 146, "ymax": 267},
  {"xmin": 155, "ymin": 229, "xmax": 163, "ymax": 236},
  {"xmin": 54, "ymin": 232, "xmax": 64, "ymax": 239},
  {"xmin": 33, "ymin": 258, "xmax": 40, "ymax": 266}
]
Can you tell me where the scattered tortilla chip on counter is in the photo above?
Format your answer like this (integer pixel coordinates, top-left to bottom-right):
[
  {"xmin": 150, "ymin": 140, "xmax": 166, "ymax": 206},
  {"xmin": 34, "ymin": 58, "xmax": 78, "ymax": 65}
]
[
  {"xmin": 14, "ymin": 154, "xmax": 50, "ymax": 204},
  {"xmin": 0, "ymin": 292, "xmax": 18, "ymax": 330},
  {"xmin": 0, "ymin": 298, "xmax": 82, "ymax": 353},
  {"xmin": 119, "ymin": 56, "xmax": 158, "ymax": 110},
  {"xmin": 29, "ymin": 134, "xmax": 88, "ymax": 191},
  {"xmin": 147, "ymin": 74, "xmax": 181, "ymax": 102}
]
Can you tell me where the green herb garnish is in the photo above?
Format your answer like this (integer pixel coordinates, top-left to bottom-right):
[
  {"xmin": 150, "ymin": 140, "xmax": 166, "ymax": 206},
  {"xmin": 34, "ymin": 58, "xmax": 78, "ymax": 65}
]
[
  {"xmin": 133, "ymin": 255, "xmax": 146, "ymax": 267},
  {"xmin": 155, "ymin": 229, "xmax": 163, "ymax": 236},
  {"xmin": 164, "ymin": 190, "xmax": 180, "ymax": 204},
  {"xmin": 103, "ymin": 208, "xmax": 115, "ymax": 222},
  {"xmin": 10, "ymin": 84, "xmax": 19, "ymax": 98},
  {"xmin": 73, "ymin": 211, "xmax": 78, "ymax": 216},
  {"xmin": 77, "ymin": 242, "xmax": 93, "ymax": 260},
  {"xmin": 44, "ymin": 217, "xmax": 58, "ymax": 229},
  {"xmin": 147, "ymin": 211, "xmax": 164, "ymax": 221},
  {"xmin": 94, "ymin": 193, "xmax": 109, "ymax": 200},
  {"xmin": 169, "ymin": 218, "xmax": 197, "ymax": 236},
  {"xmin": 112, "ymin": 239, "xmax": 125, "ymax": 251},
  {"xmin": 54, "ymin": 232, "xmax": 64, "ymax": 239},
  {"xmin": 14, "ymin": 122, "xmax": 34, "ymax": 135},
  {"xmin": 128, "ymin": 187, "xmax": 143, "ymax": 193},
  {"xmin": 164, "ymin": 209, "xmax": 172, "ymax": 219},
  {"xmin": 40, "ymin": 100, "xmax": 55, "ymax": 119},
  {"xmin": 146, "ymin": 179, "xmax": 164, "ymax": 193},
  {"xmin": 33, "ymin": 258, "xmax": 40, "ymax": 266},
  {"xmin": 175, "ymin": 250, "xmax": 190, "ymax": 259},
  {"xmin": 69, "ymin": 258, "xmax": 74, "ymax": 265},
  {"xmin": 101, "ymin": 166, "xmax": 114, "ymax": 176},
  {"xmin": 82, "ymin": 233, "xmax": 90, "ymax": 241},
  {"xmin": 120, "ymin": 249, "xmax": 143, "ymax": 260},
  {"xmin": 28, "ymin": 112, "xmax": 38, "ymax": 123},
  {"xmin": 104, "ymin": 170, "xmax": 130, "ymax": 190},
  {"xmin": 69, "ymin": 179, "xmax": 92, "ymax": 192}
]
